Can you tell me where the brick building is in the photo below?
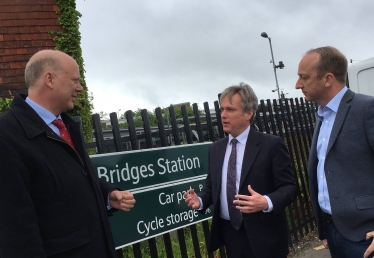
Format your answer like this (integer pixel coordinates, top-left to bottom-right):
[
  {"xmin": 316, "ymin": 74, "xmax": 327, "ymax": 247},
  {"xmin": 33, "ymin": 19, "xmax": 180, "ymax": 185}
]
[{"xmin": 0, "ymin": 0, "xmax": 62, "ymax": 98}]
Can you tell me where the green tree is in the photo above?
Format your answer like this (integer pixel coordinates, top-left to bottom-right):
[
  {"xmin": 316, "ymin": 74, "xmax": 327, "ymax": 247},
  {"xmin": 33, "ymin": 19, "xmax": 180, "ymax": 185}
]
[
  {"xmin": 164, "ymin": 105, "xmax": 202, "ymax": 124},
  {"xmin": 98, "ymin": 111, "xmax": 109, "ymax": 120}
]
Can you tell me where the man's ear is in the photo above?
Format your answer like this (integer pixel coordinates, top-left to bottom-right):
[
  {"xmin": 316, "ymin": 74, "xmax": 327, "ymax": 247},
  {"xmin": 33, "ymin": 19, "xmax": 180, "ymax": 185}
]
[
  {"xmin": 246, "ymin": 110, "xmax": 254, "ymax": 122},
  {"xmin": 324, "ymin": 73, "xmax": 334, "ymax": 88},
  {"xmin": 44, "ymin": 71, "xmax": 54, "ymax": 89}
]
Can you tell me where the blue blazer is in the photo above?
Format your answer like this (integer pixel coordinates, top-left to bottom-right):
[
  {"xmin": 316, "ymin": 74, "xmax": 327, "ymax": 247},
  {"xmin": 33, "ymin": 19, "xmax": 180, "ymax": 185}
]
[{"xmin": 308, "ymin": 89, "xmax": 374, "ymax": 241}]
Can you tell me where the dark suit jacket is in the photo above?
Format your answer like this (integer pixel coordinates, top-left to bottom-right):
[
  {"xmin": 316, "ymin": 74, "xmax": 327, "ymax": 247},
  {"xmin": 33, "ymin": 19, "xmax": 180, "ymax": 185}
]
[
  {"xmin": 0, "ymin": 94, "xmax": 118, "ymax": 257},
  {"xmin": 198, "ymin": 129, "xmax": 297, "ymax": 258},
  {"xmin": 308, "ymin": 89, "xmax": 374, "ymax": 242}
]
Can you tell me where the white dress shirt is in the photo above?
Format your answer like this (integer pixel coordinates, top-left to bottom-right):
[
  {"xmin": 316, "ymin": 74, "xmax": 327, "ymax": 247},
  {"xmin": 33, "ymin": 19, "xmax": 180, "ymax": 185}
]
[
  {"xmin": 219, "ymin": 126, "xmax": 273, "ymax": 219},
  {"xmin": 198, "ymin": 125, "xmax": 273, "ymax": 217}
]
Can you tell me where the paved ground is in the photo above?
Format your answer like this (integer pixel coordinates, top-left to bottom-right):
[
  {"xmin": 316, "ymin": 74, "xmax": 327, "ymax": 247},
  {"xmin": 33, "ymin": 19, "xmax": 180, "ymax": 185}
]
[
  {"xmin": 291, "ymin": 237, "xmax": 331, "ymax": 258},
  {"xmin": 288, "ymin": 230, "xmax": 331, "ymax": 258}
]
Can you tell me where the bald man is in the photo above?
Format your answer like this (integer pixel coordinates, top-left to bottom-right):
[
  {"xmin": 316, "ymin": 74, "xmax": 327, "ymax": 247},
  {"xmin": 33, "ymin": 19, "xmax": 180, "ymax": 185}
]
[
  {"xmin": 0, "ymin": 50, "xmax": 135, "ymax": 257},
  {"xmin": 296, "ymin": 46, "xmax": 374, "ymax": 258}
]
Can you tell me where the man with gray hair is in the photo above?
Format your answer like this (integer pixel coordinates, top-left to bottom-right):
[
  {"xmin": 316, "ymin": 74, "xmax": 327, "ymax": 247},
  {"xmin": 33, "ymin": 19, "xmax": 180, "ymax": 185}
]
[
  {"xmin": 296, "ymin": 46, "xmax": 374, "ymax": 258},
  {"xmin": 185, "ymin": 83, "xmax": 297, "ymax": 258},
  {"xmin": 0, "ymin": 50, "xmax": 135, "ymax": 257}
]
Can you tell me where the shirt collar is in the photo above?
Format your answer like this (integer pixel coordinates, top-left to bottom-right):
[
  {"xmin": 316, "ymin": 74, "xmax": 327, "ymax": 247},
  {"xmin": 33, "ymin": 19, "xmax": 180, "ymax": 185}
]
[
  {"xmin": 317, "ymin": 86, "xmax": 348, "ymax": 119},
  {"xmin": 25, "ymin": 97, "xmax": 61, "ymax": 125},
  {"xmin": 228, "ymin": 125, "xmax": 250, "ymax": 146}
]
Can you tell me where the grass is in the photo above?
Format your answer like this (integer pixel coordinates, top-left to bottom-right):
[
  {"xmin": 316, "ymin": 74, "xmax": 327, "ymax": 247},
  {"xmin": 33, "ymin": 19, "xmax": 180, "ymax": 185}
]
[{"xmin": 120, "ymin": 221, "xmax": 221, "ymax": 258}]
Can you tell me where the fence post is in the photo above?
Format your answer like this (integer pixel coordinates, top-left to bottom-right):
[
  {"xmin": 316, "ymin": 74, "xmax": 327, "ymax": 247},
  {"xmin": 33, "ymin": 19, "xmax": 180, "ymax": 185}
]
[
  {"xmin": 92, "ymin": 113, "xmax": 106, "ymax": 154},
  {"xmin": 109, "ymin": 112, "xmax": 124, "ymax": 152},
  {"xmin": 125, "ymin": 110, "xmax": 139, "ymax": 150},
  {"xmin": 155, "ymin": 107, "xmax": 168, "ymax": 147},
  {"xmin": 193, "ymin": 103, "xmax": 204, "ymax": 142},
  {"xmin": 203, "ymin": 102, "xmax": 215, "ymax": 142}
]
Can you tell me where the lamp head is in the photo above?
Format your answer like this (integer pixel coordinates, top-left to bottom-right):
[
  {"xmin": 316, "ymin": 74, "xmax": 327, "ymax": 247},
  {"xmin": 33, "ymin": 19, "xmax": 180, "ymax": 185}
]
[{"xmin": 261, "ymin": 32, "xmax": 268, "ymax": 38}]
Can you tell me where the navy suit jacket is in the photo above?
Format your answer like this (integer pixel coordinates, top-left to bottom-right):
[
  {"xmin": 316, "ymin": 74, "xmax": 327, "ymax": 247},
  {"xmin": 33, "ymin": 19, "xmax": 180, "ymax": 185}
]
[
  {"xmin": 0, "ymin": 94, "xmax": 118, "ymax": 257},
  {"xmin": 198, "ymin": 129, "xmax": 297, "ymax": 258},
  {"xmin": 308, "ymin": 89, "xmax": 374, "ymax": 241}
]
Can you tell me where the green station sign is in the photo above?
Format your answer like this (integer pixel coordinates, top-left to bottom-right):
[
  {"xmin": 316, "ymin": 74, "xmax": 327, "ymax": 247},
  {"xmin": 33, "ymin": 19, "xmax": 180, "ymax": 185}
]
[
  {"xmin": 109, "ymin": 178, "xmax": 212, "ymax": 249},
  {"xmin": 90, "ymin": 143, "xmax": 213, "ymax": 248},
  {"xmin": 90, "ymin": 143, "xmax": 211, "ymax": 191}
]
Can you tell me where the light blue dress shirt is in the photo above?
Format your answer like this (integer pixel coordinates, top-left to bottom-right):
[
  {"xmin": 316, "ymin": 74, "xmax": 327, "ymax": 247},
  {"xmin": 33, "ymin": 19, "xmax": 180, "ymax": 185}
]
[
  {"xmin": 316, "ymin": 86, "xmax": 348, "ymax": 215},
  {"xmin": 25, "ymin": 97, "xmax": 61, "ymax": 136}
]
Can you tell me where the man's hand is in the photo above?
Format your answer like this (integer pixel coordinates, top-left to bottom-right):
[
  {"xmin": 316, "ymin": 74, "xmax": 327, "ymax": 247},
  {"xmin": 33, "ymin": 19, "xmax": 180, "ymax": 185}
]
[
  {"xmin": 109, "ymin": 190, "xmax": 136, "ymax": 212},
  {"xmin": 322, "ymin": 239, "xmax": 328, "ymax": 249},
  {"xmin": 184, "ymin": 188, "xmax": 201, "ymax": 210},
  {"xmin": 364, "ymin": 231, "xmax": 374, "ymax": 258},
  {"xmin": 233, "ymin": 185, "xmax": 268, "ymax": 213}
]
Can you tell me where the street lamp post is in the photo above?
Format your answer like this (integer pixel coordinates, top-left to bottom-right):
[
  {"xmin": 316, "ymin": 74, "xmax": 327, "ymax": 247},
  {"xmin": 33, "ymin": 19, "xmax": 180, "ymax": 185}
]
[{"xmin": 261, "ymin": 32, "xmax": 284, "ymax": 99}]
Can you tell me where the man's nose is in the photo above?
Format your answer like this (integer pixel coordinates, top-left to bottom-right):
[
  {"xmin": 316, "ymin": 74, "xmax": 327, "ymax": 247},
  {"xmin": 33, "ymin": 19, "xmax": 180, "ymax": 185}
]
[
  {"xmin": 295, "ymin": 79, "xmax": 302, "ymax": 89},
  {"xmin": 76, "ymin": 83, "xmax": 83, "ymax": 92}
]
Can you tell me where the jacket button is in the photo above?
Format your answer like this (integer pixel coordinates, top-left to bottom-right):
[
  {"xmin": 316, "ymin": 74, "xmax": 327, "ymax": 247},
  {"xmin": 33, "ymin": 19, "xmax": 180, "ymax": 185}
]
[{"xmin": 82, "ymin": 170, "xmax": 87, "ymax": 175}]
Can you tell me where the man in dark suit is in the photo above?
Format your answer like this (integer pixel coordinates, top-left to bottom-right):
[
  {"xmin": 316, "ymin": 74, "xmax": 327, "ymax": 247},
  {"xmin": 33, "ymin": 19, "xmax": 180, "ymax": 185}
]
[
  {"xmin": 0, "ymin": 50, "xmax": 136, "ymax": 257},
  {"xmin": 184, "ymin": 83, "xmax": 297, "ymax": 258},
  {"xmin": 296, "ymin": 46, "xmax": 374, "ymax": 258}
]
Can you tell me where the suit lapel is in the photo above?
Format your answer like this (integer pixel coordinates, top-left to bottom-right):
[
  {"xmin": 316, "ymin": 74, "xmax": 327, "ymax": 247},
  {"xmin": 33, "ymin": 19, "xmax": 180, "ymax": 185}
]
[
  {"xmin": 310, "ymin": 118, "xmax": 322, "ymax": 157},
  {"xmin": 326, "ymin": 90, "xmax": 354, "ymax": 154},
  {"xmin": 215, "ymin": 138, "xmax": 228, "ymax": 190},
  {"xmin": 239, "ymin": 129, "xmax": 259, "ymax": 189}
]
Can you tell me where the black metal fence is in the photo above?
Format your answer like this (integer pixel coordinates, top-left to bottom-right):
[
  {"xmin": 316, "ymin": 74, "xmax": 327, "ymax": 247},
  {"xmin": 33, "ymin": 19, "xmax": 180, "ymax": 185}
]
[{"xmin": 83, "ymin": 97, "xmax": 318, "ymax": 258}]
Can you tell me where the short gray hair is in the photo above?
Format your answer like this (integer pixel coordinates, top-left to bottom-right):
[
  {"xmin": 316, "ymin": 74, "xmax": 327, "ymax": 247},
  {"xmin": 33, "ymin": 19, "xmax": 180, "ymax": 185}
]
[
  {"xmin": 24, "ymin": 53, "xmax": 62, "ymax": 88},
  {"xmin": 220, "ymin": 82, "xmax": 258, "ymax": 123}
]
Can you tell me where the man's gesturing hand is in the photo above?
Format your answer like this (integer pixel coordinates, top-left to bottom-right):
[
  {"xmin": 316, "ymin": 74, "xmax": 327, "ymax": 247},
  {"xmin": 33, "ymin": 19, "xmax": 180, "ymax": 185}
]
[
  {"xmin": 109, "ymin": 190, "xmax": 136, "ymax": 212},
  {"xmin": 321, "ymin": 239, "xmax": 328, "ymax": 249},
  {"xmin": 364, "ymin": 231, "xmax": 374, "ymax": 258},
  {"xmin": 233, "ymin": 185, "xmax": 268, "ymax": 213},
  {"xmin": 184, "ymin": 188, "xmax": 201, "ymax": 210}
]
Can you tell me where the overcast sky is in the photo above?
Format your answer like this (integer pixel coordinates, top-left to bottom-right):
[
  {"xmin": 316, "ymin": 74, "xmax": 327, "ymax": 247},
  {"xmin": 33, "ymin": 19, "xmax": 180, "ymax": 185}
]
[{"xmin": 75, "ymin": 0, "xmax": 374, "ymax": 115}]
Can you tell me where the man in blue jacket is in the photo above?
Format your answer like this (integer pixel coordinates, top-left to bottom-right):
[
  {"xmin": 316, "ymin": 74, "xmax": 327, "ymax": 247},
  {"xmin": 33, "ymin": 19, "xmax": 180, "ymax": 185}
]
[{"xmin": 296, "ymin": 46, "xmax": 374, "ymax": 258}]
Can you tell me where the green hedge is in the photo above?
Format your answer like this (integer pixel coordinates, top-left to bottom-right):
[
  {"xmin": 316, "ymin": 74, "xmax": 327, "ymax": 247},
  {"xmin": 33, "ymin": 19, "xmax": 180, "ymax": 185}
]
[
  {"xmin": 49, "ymin": 0, "xmax": 93, "ymax": 143},
  {"xmin": 0, "ymin": 97, "xmax": 12, "ymax": 114}
]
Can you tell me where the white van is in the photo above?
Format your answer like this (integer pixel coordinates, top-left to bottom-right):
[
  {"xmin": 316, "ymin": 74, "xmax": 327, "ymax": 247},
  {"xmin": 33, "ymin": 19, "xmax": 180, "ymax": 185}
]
[{"xmin": 347, "ymin": 57, "xmax": 374, "ymax": 96}]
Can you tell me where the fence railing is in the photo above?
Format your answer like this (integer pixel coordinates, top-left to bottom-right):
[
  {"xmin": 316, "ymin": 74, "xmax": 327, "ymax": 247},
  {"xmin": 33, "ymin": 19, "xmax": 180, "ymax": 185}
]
[{"xmin": 82, "ymin": 97, "xmax": 317, "ymax": 258}]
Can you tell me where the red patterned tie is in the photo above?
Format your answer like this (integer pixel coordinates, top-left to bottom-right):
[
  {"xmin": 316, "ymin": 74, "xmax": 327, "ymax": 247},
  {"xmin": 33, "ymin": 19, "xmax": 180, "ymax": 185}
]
[
  {"xmin": 227, "ymin": 138, "xmax": 242, "ymax": 230},
  {"xmin": 53, "ymin": 119, "xmax": 75, "ymax": 149}
]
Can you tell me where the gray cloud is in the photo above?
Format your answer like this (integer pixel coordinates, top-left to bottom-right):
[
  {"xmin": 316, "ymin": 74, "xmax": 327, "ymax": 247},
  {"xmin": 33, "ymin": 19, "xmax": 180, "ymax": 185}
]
[{"xmin": 76, "ymin": 0, "xmax": 374, "ymax": 113}]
